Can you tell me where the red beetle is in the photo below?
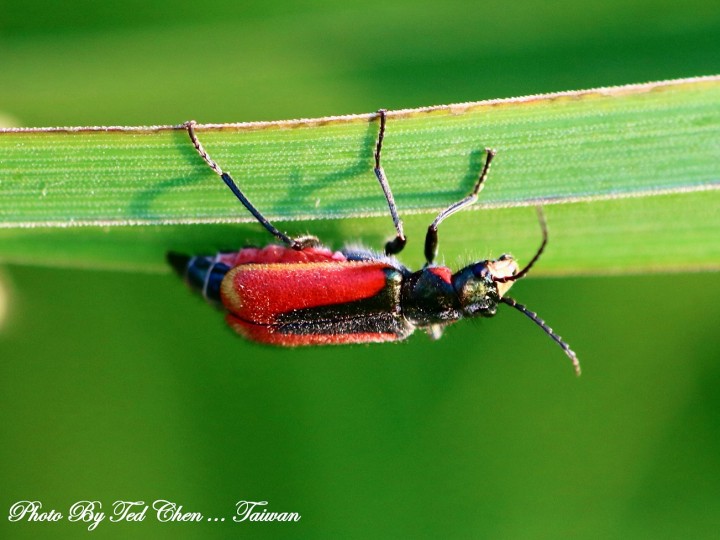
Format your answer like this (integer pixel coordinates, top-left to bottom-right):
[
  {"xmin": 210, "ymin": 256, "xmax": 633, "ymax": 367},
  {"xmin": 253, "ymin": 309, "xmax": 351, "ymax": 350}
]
[{"xmin": 169, "ymin": 111, "xmax": 580, "ymax": 375}]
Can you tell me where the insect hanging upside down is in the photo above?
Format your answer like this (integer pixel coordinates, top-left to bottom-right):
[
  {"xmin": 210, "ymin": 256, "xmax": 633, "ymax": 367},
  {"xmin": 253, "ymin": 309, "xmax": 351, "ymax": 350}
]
[{"xmin": 168, "ymin": 110, "xmax": 581, "ymax": 375}]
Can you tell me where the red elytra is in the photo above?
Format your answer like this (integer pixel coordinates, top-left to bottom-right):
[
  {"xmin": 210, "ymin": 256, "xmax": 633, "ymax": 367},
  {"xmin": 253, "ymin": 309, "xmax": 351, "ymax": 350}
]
[
  {"xmin": 217, "ymin": 245, "xmax": 346, "ymax": 266},
  {"xmin": 171, "ymin": 244, "xmax": 414, "ymax": 346},
  {"xmin": 212, "ymin": 246, "xmax": 402, "ymax": 344},
  {"xmin": 223, "ymin": 257, "xmax": 398, "ymax": 345}
]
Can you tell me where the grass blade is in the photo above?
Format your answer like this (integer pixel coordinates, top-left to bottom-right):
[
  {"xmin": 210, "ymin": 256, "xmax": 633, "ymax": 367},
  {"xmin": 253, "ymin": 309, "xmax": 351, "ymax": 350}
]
[{"xmin": 0, "ymin": 76, "xmax": 718, "ymax": 274}]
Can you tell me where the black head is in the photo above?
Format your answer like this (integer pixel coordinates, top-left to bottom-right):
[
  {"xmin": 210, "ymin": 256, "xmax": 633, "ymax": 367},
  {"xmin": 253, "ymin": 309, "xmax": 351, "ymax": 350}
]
[{"xmin": 452, "ymin": 254, "xmax": 519, "ymax": 317}]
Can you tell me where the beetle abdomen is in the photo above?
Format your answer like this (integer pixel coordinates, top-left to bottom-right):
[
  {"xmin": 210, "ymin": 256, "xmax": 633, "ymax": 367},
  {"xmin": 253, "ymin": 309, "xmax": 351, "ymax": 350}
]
[
  {"xmin": 169, "ymin": 245, "xmax": 349, "ymax": 304},
  {"xmin": 168, "ymin": 252, "xmax": 231, "ymax": 304}
]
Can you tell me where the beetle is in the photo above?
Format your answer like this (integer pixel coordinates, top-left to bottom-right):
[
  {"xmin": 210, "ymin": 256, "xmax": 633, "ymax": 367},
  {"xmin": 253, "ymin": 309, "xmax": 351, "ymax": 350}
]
[{"xmin": 169, "ymin": 110, "xmax": 580, "ymax": 375}]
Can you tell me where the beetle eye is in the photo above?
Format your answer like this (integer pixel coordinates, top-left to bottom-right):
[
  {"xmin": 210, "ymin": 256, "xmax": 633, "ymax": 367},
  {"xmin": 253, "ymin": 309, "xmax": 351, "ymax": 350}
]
[{"xmin": 460, "ymin": 278, "xmax": 487, "ymax": 298}]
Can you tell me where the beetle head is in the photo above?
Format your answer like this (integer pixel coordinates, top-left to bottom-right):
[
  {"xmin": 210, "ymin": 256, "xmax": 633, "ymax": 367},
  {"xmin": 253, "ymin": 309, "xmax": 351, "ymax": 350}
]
[{"xmin": 453, "ymin": 254, "xmax": 518, "ymax": 317}]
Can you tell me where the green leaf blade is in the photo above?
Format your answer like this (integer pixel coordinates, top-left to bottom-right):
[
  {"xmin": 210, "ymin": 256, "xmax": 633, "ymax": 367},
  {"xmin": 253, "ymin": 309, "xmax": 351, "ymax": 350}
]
[{"xmin": 0, "ymin": 76, "xmax": 718, "ymax": 275}]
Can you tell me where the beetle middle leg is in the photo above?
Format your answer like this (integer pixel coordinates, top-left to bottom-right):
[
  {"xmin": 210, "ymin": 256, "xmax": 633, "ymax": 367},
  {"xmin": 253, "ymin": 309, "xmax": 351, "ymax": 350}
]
[{"xmin": 373, "ymin": 109, "xmax": 407, "ymax": 256}]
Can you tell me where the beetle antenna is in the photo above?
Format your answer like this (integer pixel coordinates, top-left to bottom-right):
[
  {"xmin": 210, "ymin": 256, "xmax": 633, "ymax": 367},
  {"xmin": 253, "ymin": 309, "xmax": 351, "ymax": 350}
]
[
  {"xmin": 494, "ymin": 206, "xmax": 547, "ymax": 283},
  {"xmin": 501, "ymin": 296, "xmax": 581, "ymax": 376}
]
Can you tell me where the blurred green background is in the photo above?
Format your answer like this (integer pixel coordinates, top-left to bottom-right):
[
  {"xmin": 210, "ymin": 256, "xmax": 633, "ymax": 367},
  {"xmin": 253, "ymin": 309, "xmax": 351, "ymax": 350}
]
[{"xmin": 1, "ymin": 1, "xmax": 719, "ymax": 538}]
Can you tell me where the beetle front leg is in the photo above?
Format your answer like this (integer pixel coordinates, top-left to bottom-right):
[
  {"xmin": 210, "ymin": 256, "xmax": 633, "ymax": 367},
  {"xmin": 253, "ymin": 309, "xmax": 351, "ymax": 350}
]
[{"xmin": 424, "ymin": 148, "xmax": 497, "ymax": 264}]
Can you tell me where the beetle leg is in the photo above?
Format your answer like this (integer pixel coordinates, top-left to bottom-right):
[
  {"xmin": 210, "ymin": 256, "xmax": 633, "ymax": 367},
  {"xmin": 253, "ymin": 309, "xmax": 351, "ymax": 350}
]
[
  {"xmin": 424, "ymin": 148, "xmax": 497, "ymax": 265},
  {"xmin": 426, "ymin": 324, "xmax": 444, "ymax": 340},
  {"xmin": 184, "ymin": 121, "xmax": 314, "ymax": 250},
  {"xmin": 373, "ymin": 110, "xmax": 407, "ymax": 256}
]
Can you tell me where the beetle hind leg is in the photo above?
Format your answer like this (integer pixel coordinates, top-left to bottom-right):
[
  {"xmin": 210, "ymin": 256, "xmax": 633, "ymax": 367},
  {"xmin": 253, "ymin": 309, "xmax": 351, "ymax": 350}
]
[{"xmin": 185, "ymin": 120, "xmax": 308, "ymax": 250}]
